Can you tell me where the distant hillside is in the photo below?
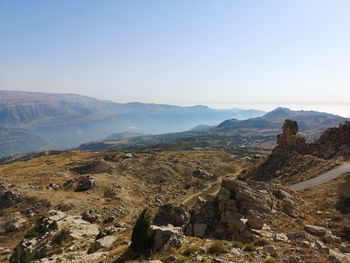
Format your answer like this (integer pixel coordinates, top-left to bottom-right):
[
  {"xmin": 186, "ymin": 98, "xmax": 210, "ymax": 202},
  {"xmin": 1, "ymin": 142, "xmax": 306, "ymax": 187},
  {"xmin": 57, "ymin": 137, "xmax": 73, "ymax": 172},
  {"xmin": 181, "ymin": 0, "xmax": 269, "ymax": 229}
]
[
  {"xmin": 0, "ymin": 90, "xmax": 265, "ymax": 155},
  {"xmin": 213, "ymin": 107, "xmax": 347, "ymax": 139},
  {"xmin": 79, "ymin": 107, "xmax": 348, "ymax": 152},
  {"xmin": 0, "ymin": 127, "xmax": 47, "ymax": 157}
]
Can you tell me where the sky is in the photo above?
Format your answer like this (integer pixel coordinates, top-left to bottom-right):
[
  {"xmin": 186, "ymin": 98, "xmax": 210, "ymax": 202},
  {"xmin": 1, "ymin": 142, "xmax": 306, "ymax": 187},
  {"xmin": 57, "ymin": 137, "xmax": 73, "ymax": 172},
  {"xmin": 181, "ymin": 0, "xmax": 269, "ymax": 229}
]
[{"xmin": 0, "ymin": 1, "xmax": 349, "ymax": 116}]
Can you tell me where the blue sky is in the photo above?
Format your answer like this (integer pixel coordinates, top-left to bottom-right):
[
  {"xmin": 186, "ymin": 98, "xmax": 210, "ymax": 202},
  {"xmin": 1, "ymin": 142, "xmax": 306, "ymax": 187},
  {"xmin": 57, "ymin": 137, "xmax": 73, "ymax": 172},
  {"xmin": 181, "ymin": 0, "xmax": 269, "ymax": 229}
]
[{"xmin": 0, "ymin": 1, "xmax": 349, "ymax": 115}]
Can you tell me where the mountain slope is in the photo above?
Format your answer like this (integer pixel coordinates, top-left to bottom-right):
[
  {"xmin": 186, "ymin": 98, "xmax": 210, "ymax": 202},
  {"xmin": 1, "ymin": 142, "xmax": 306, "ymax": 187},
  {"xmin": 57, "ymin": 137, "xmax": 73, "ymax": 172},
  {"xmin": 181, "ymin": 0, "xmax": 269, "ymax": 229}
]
[
  {"xmin": 79, "ymin": 108, "xmax": 348, "ymax": 152},
  {"xmin": 0, "ymin": 90, "xmax": 265, "ymax": 150},
  {"xmin": 213, "ymin": 107, "xmax": 347, "ymax": 138},
  {"xmin": 0, "ymin": 127, "xmax": 47, "ymax": 157}
]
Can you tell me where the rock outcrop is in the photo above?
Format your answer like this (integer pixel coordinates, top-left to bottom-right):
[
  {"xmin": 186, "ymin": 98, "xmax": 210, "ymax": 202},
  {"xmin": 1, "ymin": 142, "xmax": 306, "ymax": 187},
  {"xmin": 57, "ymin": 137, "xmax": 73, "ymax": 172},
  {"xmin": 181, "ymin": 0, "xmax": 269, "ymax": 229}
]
[
  {"xmin": 184, "ymin": 179, "xmax": 302, "ymax": 242},
  {"xmin": 151, "ymin": 225, "xmax": 183, "ymax": 251},
  {"xmin": 153, "ymin": 204, "xmax": 190, "ymax": 227},
  {"xmin": 249, "ymin": 120, "xmax": 350, "ymax": 181},
  {"xmin": 11, "ymin": 210, "xmax": 101, "ymax": 261},
  {"xmin": 315, "ymin": 121, "xmax": 350, "ymax": 158}
]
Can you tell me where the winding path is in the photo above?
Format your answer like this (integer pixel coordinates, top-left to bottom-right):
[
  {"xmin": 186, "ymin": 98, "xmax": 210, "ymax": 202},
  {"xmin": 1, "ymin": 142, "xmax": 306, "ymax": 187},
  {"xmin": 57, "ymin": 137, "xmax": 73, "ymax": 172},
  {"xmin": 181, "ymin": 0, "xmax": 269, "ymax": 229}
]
[{"xmin": 289, "ymin": 162, "xmax": 350, "ymax": 191}]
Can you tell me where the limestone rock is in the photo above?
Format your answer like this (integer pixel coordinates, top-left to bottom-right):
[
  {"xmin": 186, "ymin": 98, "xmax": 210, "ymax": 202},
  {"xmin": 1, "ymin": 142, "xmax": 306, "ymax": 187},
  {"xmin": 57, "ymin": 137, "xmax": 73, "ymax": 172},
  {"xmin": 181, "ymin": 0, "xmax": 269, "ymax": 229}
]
[
  {"xmin": 0, "ymin": 190, "xmax": 22, "ymax": 209},
  {"xmin": 90, "ymin": 235, "xmax": 118, "ymax": 252},
  {"xmin": 304, "ymin": 224, "xmax": 327, "ymax": 237},
  {"xmin": 4, "ymin": 217, "xmax": 26, "ymax": 232},
  {"xmin": 192, "ymin": 168, "xmax": 215, "ymax": 180},
  {"xmin": 151, "ymin": 224, "xmax": 183, "ymax": 251},
  {"xmin": 153, "ymin": 204, "xmax": 190, "ymax": 227},
  {"xmin": 263, "ymin": 245, "xmax": 277, "ymax": 256},
  {"xmin": 81, "ymin": 209, "xmax": 101, "ymax": 223},
  {"xmin": 75, "ymin": 176, "xmax": 95, "ymax": 192}
]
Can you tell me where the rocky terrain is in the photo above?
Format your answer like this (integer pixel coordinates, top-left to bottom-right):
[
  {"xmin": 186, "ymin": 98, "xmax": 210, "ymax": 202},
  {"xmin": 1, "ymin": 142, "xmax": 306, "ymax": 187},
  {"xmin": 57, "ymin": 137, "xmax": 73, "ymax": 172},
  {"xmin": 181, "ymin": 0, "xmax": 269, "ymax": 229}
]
[
  {"xmin": 1, "ymin": 119, "xmax": 350, "ymax": 262},
  {"xmin": 249, "ymin": 120, "xmax": 350, "ymax": 183}
]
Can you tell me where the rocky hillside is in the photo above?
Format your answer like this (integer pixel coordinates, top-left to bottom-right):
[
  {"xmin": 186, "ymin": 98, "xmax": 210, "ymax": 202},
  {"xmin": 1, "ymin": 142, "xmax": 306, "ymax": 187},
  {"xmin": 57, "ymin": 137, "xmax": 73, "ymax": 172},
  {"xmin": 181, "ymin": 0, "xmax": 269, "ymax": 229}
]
[
  {"xmin": 213, "ymin": 107, "xmax": 347, "ymax": 139},
  {"xmin": 249, "ymin": 120, "xmax": 350, "ymax": 182}
]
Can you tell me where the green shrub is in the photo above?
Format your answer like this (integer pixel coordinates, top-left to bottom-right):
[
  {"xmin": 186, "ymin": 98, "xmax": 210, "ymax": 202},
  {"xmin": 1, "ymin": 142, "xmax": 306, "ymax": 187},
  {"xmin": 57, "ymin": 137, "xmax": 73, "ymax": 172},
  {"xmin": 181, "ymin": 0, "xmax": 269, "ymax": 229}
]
[
  {"xmin": 265, "ymin": 256, "xmax": 277, "ymax": 263},
  {"xmin": 52, "ymin": 229, "xmax": 71, "ymax": 245},
  {"xmin": 208, "ymin": 240, "xmax": 226, "ymax": 255},
  {"xmin": 232, "ymin": 240, "xmax": 244, "ymax": 249},
  {"xmin": 243, "ymin": 243, "xmax": 256, "ymax": 252},
  {"xmin": 9, "ymin": 246, "xmax": 33, "ymax": 263},
  {"xmin": 174, "ymin": 256, "xmax": 189, "ymax": 263},
  {"xmin": 182, "ymin": 244, "xmax": 200, "ymax": 256},
  {"xmin": 130, "ymin": 209, "xmax": 154, "ymax": 252}
]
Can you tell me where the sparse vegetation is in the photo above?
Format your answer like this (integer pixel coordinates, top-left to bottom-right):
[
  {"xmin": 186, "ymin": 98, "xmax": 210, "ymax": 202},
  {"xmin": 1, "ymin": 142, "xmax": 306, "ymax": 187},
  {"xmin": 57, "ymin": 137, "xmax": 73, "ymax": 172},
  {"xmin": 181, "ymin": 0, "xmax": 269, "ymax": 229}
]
[
  {"xmin": 174, "ymin": 256, "xmax": 190, "ymax": 263},
  {"xmin": 232, "ymin": 240, "xmax": 244, "ymax": 249},
  {"xmin": 208, "ymin": 240, "xmax": 226, "ymax": 255},
  {"xmin": 130, "ymin": 209, "xmax": 154, "ymax": 252},
  {"xmin": 52, "ymin": 229, "xmax": 71, "ymax": 245},
  {"xmin": 182, "ymin": 244, "xmax": 200, "ymax": 256},
  {"xmin": 9, "ymin": 246, "xmax": 33, "ymax": 263},
  {"xmin": 243, "ymin": 243, "xmax": 256, "ymax": 252},
  {"xmin": 265, "ymin": 256, "xmax": 277, "ymax": 263}
]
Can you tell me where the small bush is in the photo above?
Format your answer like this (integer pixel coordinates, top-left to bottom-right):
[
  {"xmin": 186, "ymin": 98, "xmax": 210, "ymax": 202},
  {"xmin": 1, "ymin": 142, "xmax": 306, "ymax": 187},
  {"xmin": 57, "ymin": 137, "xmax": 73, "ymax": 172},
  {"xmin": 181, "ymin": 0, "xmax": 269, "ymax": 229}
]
[
  {"xmin": 182, "ymin": 244, "xmax": 200, "ymax": 256},
  {"xmin": 130, "ymin": 208, "xmax": 154, "ymax": 252},
  {"xmin": 208, "ymin": 240, "xmax": 226, "ymax": 255},
  {"xmin": 52, "ymin": 229, "xmax": 71, "ymax": 245},
  {"xmin": 9, "ymin": 246, "xmax": 33, "ymax": 263},
  {"xmin": 232, "ymin": 240, "xmax": 244, "ymax": 249},
  {"xmin": 243, "ymin": 243, "xmax": 256, "ymax": 252},
  {"xmin": 265, "ymin": 256, "xmax": 277, "ymax": 263},
  {"xmin": 254, "ymin": 239, "xmax": 269, "ymax": 247},
  {"xmin": 174, "ymin": 256, "xmax": 189, "ymax": 263}
]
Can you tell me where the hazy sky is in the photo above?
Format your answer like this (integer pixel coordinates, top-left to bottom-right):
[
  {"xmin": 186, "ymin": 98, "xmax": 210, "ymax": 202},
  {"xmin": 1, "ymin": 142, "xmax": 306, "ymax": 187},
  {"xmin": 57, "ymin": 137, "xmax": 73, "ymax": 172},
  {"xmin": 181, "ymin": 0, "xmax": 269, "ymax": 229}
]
[{"xmin": 0, "ymin": 1, "xmax": 349, "ymax": 115}]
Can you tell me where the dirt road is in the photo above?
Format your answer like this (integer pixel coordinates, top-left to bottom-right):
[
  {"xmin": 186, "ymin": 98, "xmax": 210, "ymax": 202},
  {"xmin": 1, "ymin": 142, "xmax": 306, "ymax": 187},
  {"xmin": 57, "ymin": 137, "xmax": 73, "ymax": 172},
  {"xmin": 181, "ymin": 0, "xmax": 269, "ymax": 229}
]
[{"xmin": 289, "ymin": 162, "xmax": 350, "ymax": 191}]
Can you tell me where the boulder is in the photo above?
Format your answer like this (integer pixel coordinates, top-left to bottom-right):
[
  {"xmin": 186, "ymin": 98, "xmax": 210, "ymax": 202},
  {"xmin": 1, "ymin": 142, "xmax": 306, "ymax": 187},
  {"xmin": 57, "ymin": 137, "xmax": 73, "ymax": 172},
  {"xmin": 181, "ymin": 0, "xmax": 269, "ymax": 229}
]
[
  {"xmin": 153, "ymin": 204, "xmax": 190, "ymax": 227},
  {"xmin": 4, "ymin": 217, "xmax": 26, "ymax": 232},
  {"xmin": 192, "ymin": 168, "xmax": 214, "ymax": 180},
  {"xmin": 304, "ymin": 224, "xmax": 327, "ymax": 237},
  {"xmin": 246, "ymin": 214, "xmax": 264, "ymax": 230},
  {"xmin": 263, "ymin": 245, "xmax": 277, "ymax": 256},
  {"xmin": 90, "ymin": 235, "xmax": 118, "ymax": 252},
  {"xmin": 82, "ymin": 209, "xmax": 101, "ymax": 223},
  {"xmin": 151, "ymin": 224, "xmax": 183, "ymax": 251},
  {"xmin": 0, "ymin": 190, "xmax": 22, "ymax": 208},
  {"xmin": 75, "ymin": 176, "xmax": 95, "ymax": 192}
]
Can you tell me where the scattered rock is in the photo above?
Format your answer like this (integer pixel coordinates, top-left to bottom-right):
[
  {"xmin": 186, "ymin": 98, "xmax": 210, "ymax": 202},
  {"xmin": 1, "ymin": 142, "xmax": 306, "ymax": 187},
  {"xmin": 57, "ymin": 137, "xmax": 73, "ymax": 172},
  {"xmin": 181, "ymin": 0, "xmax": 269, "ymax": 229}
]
[
  {"xmin": 75, "ymin": 176, "xmax": 95, "ymax": 192},
  {"xmin": 4, "ymin": 216, "xmax": 26, "ymax": 232},
  {"xmin": 81, "ymin": 209, "xmax": 101, "ymax": 223},
  {"xmin": 263, "ymin": 245, "xmax": 277, "ymax": 256},
  {"xmin": 0, "ymin": 190, "xmax": 22, "ymax": 209},
  {"xmin": 192, "ymin": 168, "xmax": 215, "ymax": 180},
  {"xmin": 304, "ymin": 224, "xmax": 327, "ymax": 237},
  {"xmin": 151, "ymin": 224, "xmax": 183, "ymax": 251}
]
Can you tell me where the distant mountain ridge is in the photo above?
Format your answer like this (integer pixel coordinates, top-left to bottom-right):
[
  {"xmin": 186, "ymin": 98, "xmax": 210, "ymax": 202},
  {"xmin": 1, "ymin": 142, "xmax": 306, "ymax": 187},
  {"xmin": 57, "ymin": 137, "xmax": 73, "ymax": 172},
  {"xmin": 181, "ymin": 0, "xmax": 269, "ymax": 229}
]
[
  {"xmin": 79, "ymin": 107, "xmax": 348, "ymax": 152},
  {"xmin": 213, "ymin": 107, "xmax": 346, "ymax": 138},
  {"xmin": 0, "ymin": 90, "xmax": 265, "ymax": 156}
]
